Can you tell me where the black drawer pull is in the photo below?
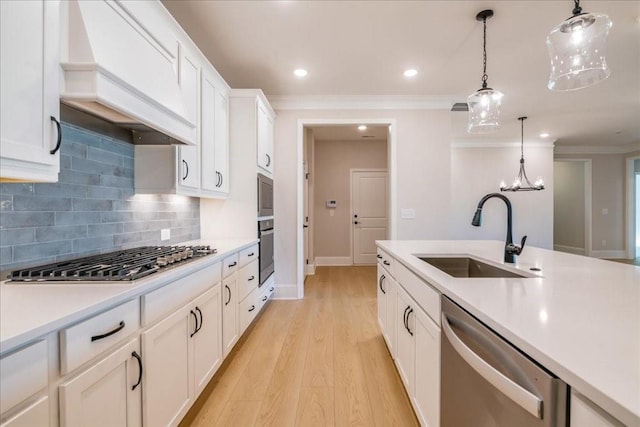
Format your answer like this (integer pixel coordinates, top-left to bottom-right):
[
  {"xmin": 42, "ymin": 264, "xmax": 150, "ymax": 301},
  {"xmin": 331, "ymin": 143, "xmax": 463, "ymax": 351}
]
[
  {"xmin": 131, "ymin": 351, "xmax": 142, "ymax": 391},
  {"xmin": 383, "ymin": 260, "xmax": 390, "ymax": 266},
  {"xmin": 190, "ymin": 310, "xmax": 198, "ymax": 337},
  {"xmin": 248, "ymin": 252, "xmax": 255, "ymax": 257},
  {"xmin": 248, "ymin": 305, "xmax": 256, "ymax": 312},
  {"xmin": 225, "ymin": 284, "xmax": 231, "ymax": 306},
  {"xmin": 262, "ymin": 296, "xmax": 268, "ymax": 302},
  {"xmin": 228, "ymin": 261, "xmax": 237, "ymax": 268},
  {"xmin": 91, "ymin": 321, "xmax": 125, "ymax": 342},
  {"xmin": 376, "ymin": 254, "xmax": 382, "ymax": 259},
  {"xmin": 182, "ymin": 160, "xmax": 189, "ymax": 180},
  {"xmin": 248, "ymin": 275, "xmax": 255, "ymax": 281},
  {"xmin": 379, "ymin": 274, "xmax": 386, "ymax": 294},
  {"xmin": 195, "ymin": 307, "xmax": 203, "ymax": 334},
  {"xmin": 269, "ymin": 287, "xmax": 274, "ymax": 292},
  {"xmin": 406, "ymin": 308, "xmax": 414, "ymax": 336},
  {"xmin": 50, "ymin": 116, "xmax": 62, "ymax": 155}
]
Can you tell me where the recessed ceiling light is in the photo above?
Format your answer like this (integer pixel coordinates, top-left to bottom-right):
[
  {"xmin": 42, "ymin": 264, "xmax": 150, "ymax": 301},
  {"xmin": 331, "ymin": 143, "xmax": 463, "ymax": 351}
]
[
  {"xmin": 404, "ymin": 69, "xmax": 418, "ymax": 78},
  {"xmin": 539, "ymin": 132, "xmax": 551, "ymax": 138},
  {"xmin": 358, "ymin": 125, "xmax": 367, "ymax": 131},
  {"xmin": 293, "ymin": 68, "xmax": 308, "ymax": 78}
]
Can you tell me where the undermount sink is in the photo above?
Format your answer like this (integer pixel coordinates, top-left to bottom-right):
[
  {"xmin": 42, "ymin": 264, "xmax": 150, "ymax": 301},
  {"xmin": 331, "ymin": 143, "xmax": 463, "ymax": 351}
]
[{"xmin": 419, "ymin": 257, "xmax": 531, "ymax": 278}]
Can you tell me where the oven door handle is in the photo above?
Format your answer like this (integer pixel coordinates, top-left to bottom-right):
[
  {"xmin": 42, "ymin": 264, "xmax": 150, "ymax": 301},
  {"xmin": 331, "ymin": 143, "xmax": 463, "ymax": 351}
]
[
  {"xmin": 260, "ymin": 229, "xmax": 274, "ymax": 236},
  {"xmin": 441, "ymin": 313, "xmax": 543, "ymax": 419}
]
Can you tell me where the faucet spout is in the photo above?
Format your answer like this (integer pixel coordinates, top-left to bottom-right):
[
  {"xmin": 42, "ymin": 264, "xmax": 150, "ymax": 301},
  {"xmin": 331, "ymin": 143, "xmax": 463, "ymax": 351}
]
[{"xmin": 471, "ymin": 193, "xmax": 526, "ymax": 263}]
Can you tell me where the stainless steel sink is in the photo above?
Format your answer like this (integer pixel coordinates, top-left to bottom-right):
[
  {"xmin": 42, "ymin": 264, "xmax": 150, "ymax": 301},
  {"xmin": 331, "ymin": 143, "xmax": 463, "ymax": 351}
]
[{"xmin": 419, "ymin": 257, "xmax": 530, "ymax": 278}]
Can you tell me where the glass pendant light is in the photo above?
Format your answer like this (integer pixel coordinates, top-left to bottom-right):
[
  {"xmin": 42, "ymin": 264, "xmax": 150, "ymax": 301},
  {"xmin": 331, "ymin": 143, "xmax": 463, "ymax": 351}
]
[
  {"xmin": 468, "ymin": 9, "xmax": 504, "ymax": 134},
  {"xmin": 547, "ymin": 0, "xmax": 612, "ymax": 91},
  {"xmin": 500, "ymin": 117, "xmax": 545, "ymax": 192}
]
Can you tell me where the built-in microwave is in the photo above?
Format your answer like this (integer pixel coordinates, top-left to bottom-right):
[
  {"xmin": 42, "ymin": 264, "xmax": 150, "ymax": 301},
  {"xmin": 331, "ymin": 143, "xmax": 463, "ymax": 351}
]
[{"xmin": 257, "ymin": 173, "xmax": 273, "ymax": 217}]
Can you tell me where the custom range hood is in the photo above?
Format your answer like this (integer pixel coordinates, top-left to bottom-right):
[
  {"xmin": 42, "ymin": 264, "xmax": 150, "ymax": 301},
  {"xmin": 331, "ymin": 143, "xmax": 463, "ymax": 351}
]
[{"xmin": 59, "ymin": 1, "xmax": 196, "ymax": 145}]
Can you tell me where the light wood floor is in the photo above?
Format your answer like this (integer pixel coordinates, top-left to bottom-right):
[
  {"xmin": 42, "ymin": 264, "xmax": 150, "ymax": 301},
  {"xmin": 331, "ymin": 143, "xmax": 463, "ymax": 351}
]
[{"xmin": 180, "ymin": 266, "xmax": 419, "ymax": 427}]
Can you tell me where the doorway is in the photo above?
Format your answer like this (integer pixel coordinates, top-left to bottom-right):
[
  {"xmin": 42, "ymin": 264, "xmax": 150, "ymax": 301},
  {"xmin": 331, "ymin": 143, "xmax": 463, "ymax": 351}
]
[
  {"xmin": 553, "ymin": 160, "xmax": 592, "ymax": 256},
  {"xmin": 626, "ymin": 156, "xmax": 640, "ymax": 259}
]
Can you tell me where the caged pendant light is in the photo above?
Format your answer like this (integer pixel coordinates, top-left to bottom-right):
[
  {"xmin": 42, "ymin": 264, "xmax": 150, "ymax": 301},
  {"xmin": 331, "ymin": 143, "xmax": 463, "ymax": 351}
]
[
  {"xmin": 500, "ymin": 117, "xmax": 545, "ymax": 192},
  {"xmin": 546, "ymin": 0, "xmax": 612, "ymax": 91},
  {"xmin": 467, "ymin": 9, "xmax": 504, "ymax": 134}
]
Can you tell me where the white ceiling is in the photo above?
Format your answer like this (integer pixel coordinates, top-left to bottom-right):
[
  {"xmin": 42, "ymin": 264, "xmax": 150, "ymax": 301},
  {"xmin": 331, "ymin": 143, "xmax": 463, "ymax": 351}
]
[{"xmin": 163, "ymin": 0, "xmax": 640, "ymax": 147}]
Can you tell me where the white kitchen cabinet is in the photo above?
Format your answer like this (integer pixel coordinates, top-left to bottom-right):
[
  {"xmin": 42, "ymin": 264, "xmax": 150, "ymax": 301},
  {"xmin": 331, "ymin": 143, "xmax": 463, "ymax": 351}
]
[
  {"xmin": 377, "ymin": 265, "xmax": 397, "ymax": 355},
  {"xmin": 192, "ymin": 285, "xmax": 222, "ymax": 397},
  {"xmin": 413, "ymin": 305, "xmax": 440, "ymax": 427},
  {"xmin": 239, "ymin": 287, "xmax": 260, "ymax": 334},
  {"xmin": 570, "ymin": 390, "xmax": 624, "ymax": 427},
  {"xmin": 257, "ymin": 98, "xmax": 274, "ymax": 175},
  {"xmin": 142, "ymin": 282, "xmax": 222, "ymax": 427},
  {"xmin": 59, "ymin": 338, "xmax": 142, "ymax": 427},
  {"xmin": 0, "ymin": 0, "xmax": 60, "ymax": 182},
  {"xmin": 395, "ymin": 286, "xmax": 416, "ymax": 392},
  {"xmin": 0, "ymin": 397, "xmax": 49, "ymax": 427},
  {"xmin": 222, "ymin": 273, "xmax": 239, "ymax": 357}
]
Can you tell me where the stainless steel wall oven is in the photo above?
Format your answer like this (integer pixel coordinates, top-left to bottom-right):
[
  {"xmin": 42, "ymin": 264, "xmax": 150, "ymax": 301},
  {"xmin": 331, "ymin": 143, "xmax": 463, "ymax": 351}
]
[
  {"xmin": 258, "ymin": 219, "xmax": 274, "ymax": 286},
  {"xmin": 257, "ymin": 173, "xmax": 273, "ymax": 217}
]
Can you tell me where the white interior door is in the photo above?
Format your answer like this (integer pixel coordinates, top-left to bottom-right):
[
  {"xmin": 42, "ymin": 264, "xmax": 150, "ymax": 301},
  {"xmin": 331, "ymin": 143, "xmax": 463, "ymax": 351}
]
[{"xmin": 351, "ymin": 170, "xmax": 388, "ymax": 264}]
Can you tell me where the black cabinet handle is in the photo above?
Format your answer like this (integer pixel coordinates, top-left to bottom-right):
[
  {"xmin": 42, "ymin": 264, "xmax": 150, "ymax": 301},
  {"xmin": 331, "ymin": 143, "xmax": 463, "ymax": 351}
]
[
  {"xmin": 190, "ymin": 310, "xmax": 198, "ymax": 337},
  {"xmin": 248, "ymin": 275, "xmax": 255, "ymax": 281},
  {"xmin": 248, "ymin": 252, "xmax": 255, "ymax": 257},
  {"xmin": 225, "ymin": 284, "xmax": 231, "ymax": 306},
  {"xmin": 195, "ymin": 307, "xmax": 203, "ymax": 334},
  {"xmin": 406, "ymin": 308, "xmax": 414, "ymax": 336},
  {"xmin": 49, "ymin": 116, "xmax": 62, "ymax": 155},
  {"xmin": 266, "ymin": 153, "xmax": 271, "ymax": 167},
  {"xmin": 182, "ymin": 160, "xmax": 189, "ymax": 180},
  {"xmin": 403, "ymin": 306, "xmax": 410, "ymax": 332},
  {"xmin": 228, "ymin": 261, "xmax": 237, "ymax": 268},
  {"xmin": 131, "ymin": 351, "xmax": 142, "ymax": 391},
  {"xmin": 262, "ymin": 296, "xmax": 268, "ymax": 302},
  {"xmin": 379, "ymin": 274, "xmax": 386, "ymax": 294},
  {"xmin": 248, "ymin": 305, "xmax": 256, "ymax": 312},
  {"xmin": 219, "ymin": 172, "xmax": 223, "ymax": 188},
  {"xmin": 269, "ymin": 287, "xmax": 274, "ymax": 292},
  {"xmin": 376, "ymin": 254, "xmax": 382, "ymax": 259},
  {"xmin": 91, "ymin": 321, "xmax": 125, "ymax": 342},
  {"xmin": 383, "ymin": 260, "xmax": 390, "ymax": 266}
]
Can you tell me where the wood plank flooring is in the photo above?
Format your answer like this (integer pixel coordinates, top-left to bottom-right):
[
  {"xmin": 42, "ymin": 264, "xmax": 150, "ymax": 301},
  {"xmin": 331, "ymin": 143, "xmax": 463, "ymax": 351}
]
[{"xmin": 180, "ymin": 266, "xmax": 418, "ymax": 427}]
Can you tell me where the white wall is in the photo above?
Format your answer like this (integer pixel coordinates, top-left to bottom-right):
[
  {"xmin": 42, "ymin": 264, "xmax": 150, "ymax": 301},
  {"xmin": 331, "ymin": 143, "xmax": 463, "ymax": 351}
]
[
  {"xmin": 450, "ymin": 145, "xmax": 555, "ymax": 250},
  {"xmin": 554, "ymin": 161, "xmax": 586, "ymax": 253}
]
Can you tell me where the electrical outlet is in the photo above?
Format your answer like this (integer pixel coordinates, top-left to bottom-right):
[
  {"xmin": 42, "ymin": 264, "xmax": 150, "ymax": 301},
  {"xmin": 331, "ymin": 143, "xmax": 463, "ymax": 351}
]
[
  {"xmin": 161, "ymin": 228, "xmax": 171, "ymax": 241},
  {"xmin": 601, "ymin": 240, "xmax": 607, "ymax": 247},
  {"xmin": 401, "ymin": 209, "xmax": 416, "ymax": 219}
]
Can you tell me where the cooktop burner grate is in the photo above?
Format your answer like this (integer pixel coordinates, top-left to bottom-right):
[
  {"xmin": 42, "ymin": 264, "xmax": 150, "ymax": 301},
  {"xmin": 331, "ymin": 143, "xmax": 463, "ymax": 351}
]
[{"xmin": 8, "ymin": 245, "xmax": 216, "ymax": 282}]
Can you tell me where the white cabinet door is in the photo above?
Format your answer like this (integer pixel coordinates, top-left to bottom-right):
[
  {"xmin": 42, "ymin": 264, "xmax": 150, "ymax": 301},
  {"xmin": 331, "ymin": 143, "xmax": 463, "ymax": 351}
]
[
  {"xmin": 141, "ymin": 307, "xmax": 193, "ymax": 427},
  {"xmin": 192, "ymin": 284, "xmax": 222, "ymax": 396},
  {"xmin": 570, "ymin": 390, "xmax": 623, "ymax": 427},
  {"xmin": 0, "ymin": 0, "xmax": 60, "ymax": 182},
  {"xmin": 214, "ymin": 87, "xmax": 229, "ymax": 193},
  {"xmin": 178, "ymin": 146, "xmax": 199, "ymax": 190},
  {"xmin": 256, "ymin": 99, "xmax": 273, "ymax": 174},
  {"xmin": 395, "ymin": 286, "xmax": 415, "ymax": 393},
  {"xmin": 59, "ymin": 338, "xmax": 142, "ymax": 427},
  {"xmin": 377, "ymin": 267, "xmax": 388, "ymax": 341},
  {"xmin": 384, "ymin": 272, "xmax": 397, "ymax": 356},
  {"xmin": 1, "ymin": 397, "xmax": 49, "ymax": 427},
  {"xmin": 413, "ymin": 307, "xmax": 440, "ymax": 427},
  {"xmin": 222, "ymin": 273, "xmax": 239, "ymax": 357},
  {"xmin": 200, "ymin": 69, "xmax": 217, "ymax": 192}
]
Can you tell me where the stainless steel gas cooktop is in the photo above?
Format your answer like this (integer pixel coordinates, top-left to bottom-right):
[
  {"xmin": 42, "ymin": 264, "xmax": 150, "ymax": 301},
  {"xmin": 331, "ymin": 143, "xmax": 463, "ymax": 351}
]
[{"xmin": 8, "ymin": 245, "xmax": 216, "ymax": 282}]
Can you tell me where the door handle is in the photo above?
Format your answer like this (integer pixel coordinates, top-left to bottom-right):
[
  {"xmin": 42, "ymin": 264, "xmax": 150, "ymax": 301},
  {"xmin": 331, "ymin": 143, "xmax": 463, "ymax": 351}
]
[
  {"xmin": 403, "ymin": 306, "xmax": 410, "ymax": 332},
  {"xmin": 406, "ymin": 308, "xmax": 414, "ymax": 336},
  {"xmin": 225, "ymin": 284, "xmax": 231, "ymax": 306},
  {"xmin": 182, "ymin": 160, "xmax": 189, "ymax": 180},
  {"xmin": 189, "ymin": 310, "xmax": 198, "ymax": 337},
  {"xmin": 50, "ymin": 116, "xmax": 62, "ymax": 154},
  {"xmin": 354, "ymin": 221, "xmax": 359, "ymax": 225},
  {"xmin": 441, "ymin": 313, "xmax": 543, "ymax": 419},
  {"xmin": 195, "ymin": 307, "xmax": 203, "ymax": 334},
  {"xmin": 379, "ymin": 274, "xmax": 386, "ymax": 294},
  {"xmin": 303, "ymin": 225, "xmax": 309, "ymax": 228},
  {"xmin": 131, "ymin": 351, "xmax": 143, "ymax": 391}
]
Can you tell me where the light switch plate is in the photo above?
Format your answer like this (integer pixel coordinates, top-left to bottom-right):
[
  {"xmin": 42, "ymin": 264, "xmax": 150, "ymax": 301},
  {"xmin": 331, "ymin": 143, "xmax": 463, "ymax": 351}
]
[
  {"xmin": 401, "ymin": 209, "xmax": 416, "ymax": 219},
  {"xmin": 161, "ymin": 228, "xmax": 170, "ymax": 241}
]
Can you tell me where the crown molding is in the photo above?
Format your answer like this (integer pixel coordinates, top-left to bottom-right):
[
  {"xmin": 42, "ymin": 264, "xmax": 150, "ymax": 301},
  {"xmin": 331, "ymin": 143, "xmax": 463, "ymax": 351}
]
[
  {"xmin": 268, "ymin": 95, "xmax": 456, "ymax": 110},
  {"xmin": 451, "ymin": 138, "xmax": 556, "ymax": 148},
  {"xmin": 554, "ymin": 143, "xmax": 640, "ymax": 155}
]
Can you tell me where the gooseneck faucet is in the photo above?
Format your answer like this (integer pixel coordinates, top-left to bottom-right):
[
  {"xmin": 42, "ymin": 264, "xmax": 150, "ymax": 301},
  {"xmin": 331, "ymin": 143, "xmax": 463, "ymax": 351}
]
[{"xmin": 471, "ymin": 193, "xmax": 527, "ymax": 263}]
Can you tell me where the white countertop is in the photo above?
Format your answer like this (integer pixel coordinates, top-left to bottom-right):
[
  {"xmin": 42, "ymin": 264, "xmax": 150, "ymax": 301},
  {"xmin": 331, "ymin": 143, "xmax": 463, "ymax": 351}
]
[
  {"xmin": 378, "ymin": 240, "xmax": 640, "ymax": 426},
  {"xmin": 0, "ymin": 239, "xmax": 258, "ymax": 355}
]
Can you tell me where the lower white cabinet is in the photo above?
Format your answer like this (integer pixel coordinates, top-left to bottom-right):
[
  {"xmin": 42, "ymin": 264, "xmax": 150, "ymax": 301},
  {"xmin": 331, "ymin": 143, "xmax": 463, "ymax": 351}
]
[
  {"xmin": 395, "ymin": 286, "xmax": 416, "ymax": 392},
  {"xmin": 222, "ymin": 273, "xmax": 239, "ymax": 357},
  {"xmin": 413, "ymin": 305, "xmax": 440, "ymax": 427},
  {"xmin": 141, "ymin": 283, "xmax": 221, "ymax": 427},
  {"xmin": 1, "ymin": 397, "xmax": 49, "ymax": 427},
  {"xmin": 239, "ymin": 287, "xmax": 259, "ymax": 334},
  {"xmin": 570, "ymin": 390, "xmax": 624, "ymax": 427},
  {"xmin": 377, "ymin": 265, "xmax": 396, "ymax": 355},
  {"xmin": 59, "ymin": 338, "xmax": 142, "ymax": 427}
]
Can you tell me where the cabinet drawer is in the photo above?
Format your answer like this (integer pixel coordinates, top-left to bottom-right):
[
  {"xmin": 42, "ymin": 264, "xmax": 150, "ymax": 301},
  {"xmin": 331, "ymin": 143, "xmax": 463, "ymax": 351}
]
[
  {"xmin": 222, "ymin": 253, "xmax": 239, "ymax": 278},
  {"xmin": 60, "ymin": 299, "xmax": 139, "ymax": 375},
  {"xmin": 239, "ymin": 287, "xmax": 259, "ymax": 333},
  {"xmin": 377, "ymin": 248, "xmax": 394, "ymax": 276},
  {"xmin": 238, "ymin": 245, "xmax": 258, "ymax": 268},
  {"xmin": 395, "ymin": 262, "xmax": 440, "ymax": 326},
  {"xmin": 142, "ymin": 262, "xmax": 221, "ymax": 326},
  {"xmin": 0, "ymin": 340, "xmax": 48, "ymax": 414},
  {"xmin": 258, "ymin": 284, "xmax": 273, "ymax": 311},
  {"xmin": 237, "ymin": 259, "xmax": 259, "ymax": 301}
]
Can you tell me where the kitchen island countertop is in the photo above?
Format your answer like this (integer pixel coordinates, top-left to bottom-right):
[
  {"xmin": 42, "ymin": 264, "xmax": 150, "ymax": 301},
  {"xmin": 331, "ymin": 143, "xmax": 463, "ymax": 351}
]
[{"xmin": 378, "ymin": 240, "xmax": 640, "ymax": 426}]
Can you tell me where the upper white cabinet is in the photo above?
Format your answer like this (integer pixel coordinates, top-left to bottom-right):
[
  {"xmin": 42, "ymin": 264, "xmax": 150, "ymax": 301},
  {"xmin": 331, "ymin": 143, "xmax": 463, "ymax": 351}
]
[
  {"xmin": 0, "ymin": 0, "xmax": 60, "ymax": 183},
  {"xmin": 257, "ymin": 98, "xmax": 274, "ymax": 175}
]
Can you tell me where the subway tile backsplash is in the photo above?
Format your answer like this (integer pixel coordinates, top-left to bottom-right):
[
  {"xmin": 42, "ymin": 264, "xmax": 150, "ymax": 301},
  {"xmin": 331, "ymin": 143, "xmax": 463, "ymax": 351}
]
[{"xmin": 0, "ymin": 123, "xmax": 200, "ymax": 273}]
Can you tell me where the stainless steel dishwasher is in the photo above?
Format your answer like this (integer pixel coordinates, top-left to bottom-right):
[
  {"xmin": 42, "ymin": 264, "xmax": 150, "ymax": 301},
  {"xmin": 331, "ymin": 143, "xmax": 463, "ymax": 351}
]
[{"xmin": 441, "ymin": 297, "xmax": 567, "ymax": 426}]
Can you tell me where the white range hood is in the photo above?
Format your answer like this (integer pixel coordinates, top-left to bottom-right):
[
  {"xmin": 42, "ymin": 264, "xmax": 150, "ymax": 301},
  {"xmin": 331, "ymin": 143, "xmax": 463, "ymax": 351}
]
[{"xmin": 59, "ymin": 0, "xmax": 197, "ymax": 145}]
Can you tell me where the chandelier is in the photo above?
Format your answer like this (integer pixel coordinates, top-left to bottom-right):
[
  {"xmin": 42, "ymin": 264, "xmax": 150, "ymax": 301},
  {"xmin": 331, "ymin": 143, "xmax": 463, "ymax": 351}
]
[{"xmin": 500, "ymin": 117, "xmax": 544, "ymax": 192}]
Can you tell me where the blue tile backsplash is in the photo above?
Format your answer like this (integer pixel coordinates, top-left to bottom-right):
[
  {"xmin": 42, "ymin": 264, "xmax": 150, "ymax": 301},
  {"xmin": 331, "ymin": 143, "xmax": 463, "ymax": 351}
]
[{"xmin": 0, "ymin": 123, "xmax": 200, "ymax": 273}]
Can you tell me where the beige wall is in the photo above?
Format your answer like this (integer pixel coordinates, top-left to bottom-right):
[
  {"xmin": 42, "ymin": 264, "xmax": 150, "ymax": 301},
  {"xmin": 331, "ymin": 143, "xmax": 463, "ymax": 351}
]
[
  {"xmin": 313, "ymin": 139, "xmax": 387, "ymax": 258},
  {"xmin": 554, "ymin": 161, "xmax": 586, "ymax": 252},
  {"xmin": 450, "ymin": 145, "xmax": 555, "ymax": 249},
  {"xmin": 556, "ymin": 152, "xmax": 626, "ymax": 253}
]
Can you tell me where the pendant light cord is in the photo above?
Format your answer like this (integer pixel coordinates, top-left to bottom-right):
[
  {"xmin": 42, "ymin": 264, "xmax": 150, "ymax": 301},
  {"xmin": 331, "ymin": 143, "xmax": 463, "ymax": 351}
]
[
  {"xmin": 481, "ymin": 17, "xmax": 488, "ymax": 88},
  {"xmin": 572, "ymin": 0, "xmax": 582, "ymax": 16},
  {"xmin": 520, "ymin": 117, "xmax": 525, "ymax": 159}
]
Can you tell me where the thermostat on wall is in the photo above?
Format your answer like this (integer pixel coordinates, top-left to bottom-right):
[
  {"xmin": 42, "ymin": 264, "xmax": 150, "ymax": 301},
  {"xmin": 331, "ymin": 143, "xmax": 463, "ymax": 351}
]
[{"xmin": 326, "ymin": 200, "xmax": 337, "ymax": 208}]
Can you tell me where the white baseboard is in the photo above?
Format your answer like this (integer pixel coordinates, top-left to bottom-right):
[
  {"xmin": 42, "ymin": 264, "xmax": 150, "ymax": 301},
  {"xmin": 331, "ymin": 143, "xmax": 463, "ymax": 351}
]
[
  {"xmin": 314, "ymin": 256, "xmax": 353, "ymax": 266},
  {"xmin": 305, "ymin": 263, "xmax": 316, "ymax": 275},
  {"xmin": 554, "ymin": 245, "xmax": 586, "ymax": 256},
  {"xmin": 591, "ymin": 250, "xmax": 627, "ymax": 259},
  {"xmin": 272, "ymin": 283, "xmax": 299, "ymax": 300}
]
